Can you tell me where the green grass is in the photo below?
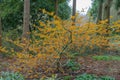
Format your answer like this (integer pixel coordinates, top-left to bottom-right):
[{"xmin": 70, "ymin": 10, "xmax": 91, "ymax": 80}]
[
  {"xmin": 75, "ymin": 73, "xmax": 115, "ymax": 80},
  {"xmin": 0, "ymin": 72, "xmax": 24, "ymax": 80},
  {"xmin": 92, "ymin": 55, "xmax": 120, "ymax": 61}
]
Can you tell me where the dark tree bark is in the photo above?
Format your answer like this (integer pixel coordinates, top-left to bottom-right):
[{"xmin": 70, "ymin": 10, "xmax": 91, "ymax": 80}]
[
  {"xmin": 22, "ymin": 0, "xmax": 30, "ymax": 41},
  {"xmin": 107, "ymin": 0, "xmax": 112, "ymax": 24},
  {"xmin": 72, "ymin": 0, "xmax": 76, "ymax": 23},
  {"xmin": 72, "ymin": 0, "xmax": 76, "ymax": 16},
  {"xmin": 0, "ymin": 17, "xmax": 2, "ymax": 47},
  {"xmin": 55, "ymin": 0, "xmax": 58, "ymax": 16},
  {"xmin": 97, "ymin": 0, "xmax": 103, "ymax": 23},
  {"xmin": 103, "ymin": 0, "xmax": 112, "ymax": 24}
]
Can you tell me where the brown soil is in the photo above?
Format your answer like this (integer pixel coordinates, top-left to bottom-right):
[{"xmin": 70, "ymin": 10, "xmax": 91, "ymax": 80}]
[{"xmin": 0, "ymin": 56, "xmax": 120, "ymax": 80}]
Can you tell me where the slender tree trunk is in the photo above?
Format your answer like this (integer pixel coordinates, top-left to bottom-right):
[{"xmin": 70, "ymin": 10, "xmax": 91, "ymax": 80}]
[
  {"xmin": 55, "ymin": 0, "xmax": 58, "ymax": 16},
  {"xmin": 107, "ymin": 0, "xmax": 111, "ymax": 24},
  {"xmin": 72, "ymin": 0, "xmax": 76, "ymax": 24},
  {"xmin": 22, "ymin": 0, "xmax": 30, "ymax": 41},
  {"xmin": 97, "ymin": 0, "xmax": 103, "ymax": 23},
  {"xmin": 72, "ymin": 0, "xmax": 76, "ymax": 16},
  {"xmin": 0, "ymin": 12, "xmax": 2, "ymax": 47}
]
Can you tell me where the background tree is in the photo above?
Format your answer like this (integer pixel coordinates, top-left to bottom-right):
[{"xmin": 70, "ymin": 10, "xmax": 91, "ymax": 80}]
[
  {"xmin": 115, "ymin": 0, "xmax": 120, "ymax": 10},
  {"xmin": 0, "ymin": 0, "xmax": 71, "ymax": 32},
  {"xmin": 72, "ymin": 0, "xmax": 76, "ymax": 23},
  {"xmin": 0, "ymin": 0, "xmax": 23, "ymax": 31},
  {"xmin": 89, "ymin": 0, "xmax": 120, "ymax": 23},
  {"xmin": 107, "ymin": 0, "xmax": 111, "ymax": 24},
  {"xmin": 54, "ymin": 0, "xmax": 68, "ymax": 16},
  {"xmin": 0, "ymin": 14, "xmax": 2, "ymax": 46},
  {"xmin": 102, "ymin": 0, "xmax": 112, "ymax": 24},
  {"xmin": 72, "ymin": 0, "xmax": 76, "ymax": 16},
  {"xmin": 89, "ymin": 0, "xmax": 98, "ymax": 21},
  {"xmin": 96, "ymin": 0, "xmax": 103, "ymax": 23},
  {"xmin": 22, "ymin": 0, "xmax": 30, "ymax": 40},
  {"xmin": 58, "ymin": 1, "xmax": 71, "ymax": 20},
  {"xmin": 0, "ymin": 0, "xmax": 2, "ymax": 46},
  {"xmin": 55, "ymin": 0, "xmax": 58, "ymax": 15}
]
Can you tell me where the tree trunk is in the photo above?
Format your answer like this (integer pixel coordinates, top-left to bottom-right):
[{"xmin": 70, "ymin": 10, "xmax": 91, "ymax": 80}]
[
  {"xmin": 0, "ymin": 12, "xmax": 2, "ymax": 47},
  {"xmin": 72, "ymin": 0, "xmax": 76, "ymax": 24},
  {"xmin": 97, "ymin": 0, "xmax": 103, "ymax": 23},
  {"xmin": 22, "ymin": 0, "xmax": 30, "ymax": 41},
  {"xmin": 72, "ymin": 0, "xmax": 76, "ymax": 16},
  {"xmin": 107, "ymin": 0, "xmax": 111, "ymax": 24},
  {"xmin": 55, "ymin": 0, "xmax": 58, "ymax": 16},
  {"xmin": 103, "ymin": 0, "xmax": 112, "ymax": 24}
]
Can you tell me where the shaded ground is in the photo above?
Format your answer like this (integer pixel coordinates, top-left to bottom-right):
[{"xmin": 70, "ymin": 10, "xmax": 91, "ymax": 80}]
[
  {"xmin": 77, "ymin": 57, "xmax": 120, "ymax": 80},
  {"xmin": 0, "ymin": 56, "xmax": 120, "ymax": 80},
  {"xmin": 0, "ymin": 56, "xmax": 12, "ymax": 72}
]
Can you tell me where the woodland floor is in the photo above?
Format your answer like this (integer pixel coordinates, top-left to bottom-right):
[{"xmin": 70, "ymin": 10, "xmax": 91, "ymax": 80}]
[
  {"xmin": 0, "ymin": 55, "xmax": 120, "ymax": 80},
  {"xmin": 76, "ymin": 56, "xmax": 120, "ymax": 80}
]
